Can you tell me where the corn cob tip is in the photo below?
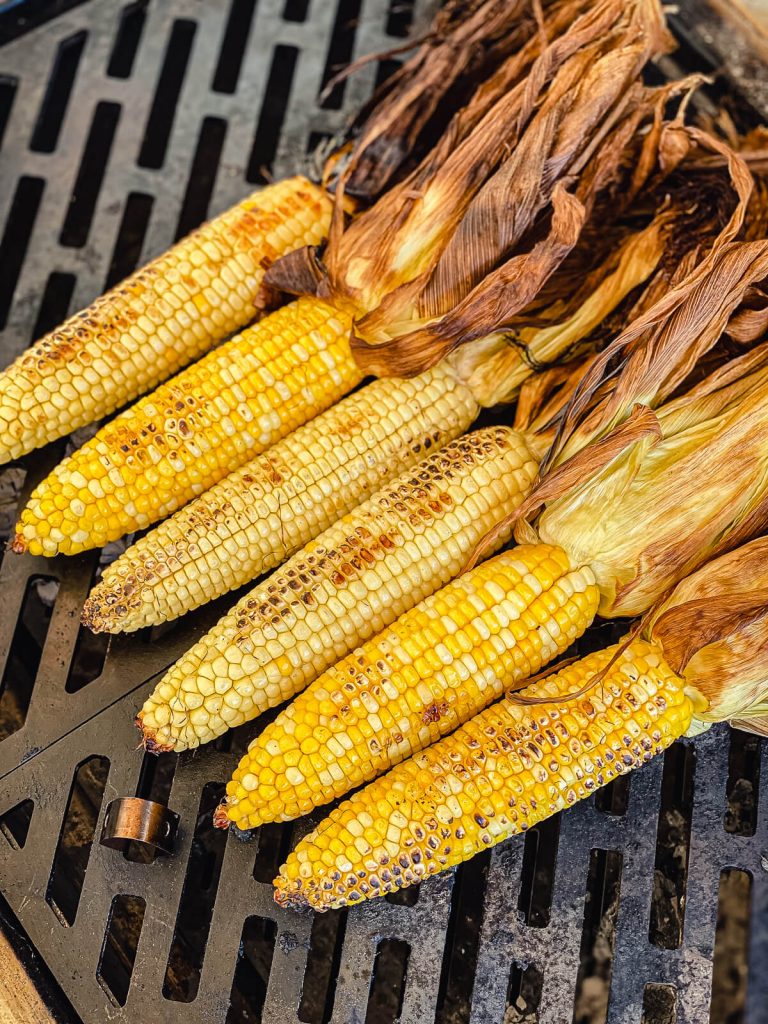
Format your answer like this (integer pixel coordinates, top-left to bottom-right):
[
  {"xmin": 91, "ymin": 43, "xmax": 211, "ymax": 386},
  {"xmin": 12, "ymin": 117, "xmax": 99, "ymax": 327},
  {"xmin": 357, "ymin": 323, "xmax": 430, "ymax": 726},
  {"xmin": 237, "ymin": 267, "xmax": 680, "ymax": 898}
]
[
  {"xmin": 10, "ymin": 532, "xmax": 27, "ymax": 555},
  {"xmin": 81, "ymin": 598, "xmax": 107, "ymax": 633},
  {"xmin": 213, "ymin": 801, "xmax": 232, "ymax": 830},
  {"xmin": 273, "ymin": 875, "xmax": 315, "ymax": 912},
  {"xmin": 135, "ymin": 714, "xmax": 175, "ymax": 755}
]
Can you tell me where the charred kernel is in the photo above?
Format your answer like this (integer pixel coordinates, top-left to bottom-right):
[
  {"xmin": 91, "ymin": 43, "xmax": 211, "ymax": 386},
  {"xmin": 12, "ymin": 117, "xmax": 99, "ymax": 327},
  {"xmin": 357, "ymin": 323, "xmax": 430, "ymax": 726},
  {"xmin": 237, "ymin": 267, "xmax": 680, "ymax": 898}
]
[{"xmin": 275, "ymin": 640, "xmax": 693, "ymax": 910}]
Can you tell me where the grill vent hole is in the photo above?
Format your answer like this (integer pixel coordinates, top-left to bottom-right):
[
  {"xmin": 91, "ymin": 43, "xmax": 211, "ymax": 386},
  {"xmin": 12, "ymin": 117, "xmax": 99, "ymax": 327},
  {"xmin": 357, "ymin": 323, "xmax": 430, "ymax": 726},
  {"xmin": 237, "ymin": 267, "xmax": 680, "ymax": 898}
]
[
  {"xmin": 385, "ymin": 0, "xmax": 414, "ymax": 38},
  {"xmin": 0, "ymin": 176, "xmax": 45, "ymax": 331},
  {"xmin": 595, "ymin": 775, "xmax": 631, "ymax": 816},
  {"xmin": 31, "ymin": 272, "xmax": 76, "ymax": 341},
  {"xmin": 319, "ymin": 0, "xmax": 362, "ymax": 110},
  {"xmin": 226, "ymin": 915, "xmax": 278, "ymax": 1023},
  {"xmin": 105, "ymin": 192, "xmax": 154, "ymax": 289},
  {"xmin": 0, "ymin": 799, "xmax": 34, "ymax": 850},
  {"xmin": 46, "ymin": 754, "xmax": 110, "ymax": 927},
  {"xmin": 0, "ymin": 77, "xmax": 17, "ymax": 152},
  {"xmin": 649, "ymin": 742, "xmax": 696, "ymax": 950},
  {"xmin": 518, "ymin": 813, "xmax": 560, "ymax": 928},
  {"xmin": 642, "ymin": 983, "xmax": 677, "ymax": 1024},
  {"xmin": 572, "ymin": 847, "xmax": 623, "ymax": 1024},
  {"xmin": 212, "ymin": 0, "xmax": 259, "ymax": 96},
  {"xmin": 252, "ymin": 821, "xmax": 294, "ymax": 884},
  {"xmin": 385, "ymin": 884, "xmax": 419, "ymax": 907},
  {"xmin": 138, "ymin": 19, "xmax": 197, "ymax": 170},
  {"xmin": 283, "ymin": 0, "xmax": 310, "ymax": 22},
  {"xmin": 59, "ymin": 101, "xmax": 122, "ymax": 248},
  {"xmin": 175, "ymin": 117, "xmax": 228, "ymax": 241},
  {"xmin": 505, "ymin": 961, "xmax": 543, "ymax": 1023},
  {"xmin": 434, "ymin": 850, "xmax": 490, "ymax": 1024},
  {"xmin": 97, "ymin": 894, "xmax": 146, "ymax": 1007},
  {"xmin": 66, "ymin": 561, "xmax": 111, "ymax": 694},
  {"xmin": 710, "ymin": 869, "xmax": 752, "ymax": 1024},
  {"xmin": 247, "ymin": 45, "xmax": 299, "ymax": 185},
  {"xmin": 1, "ymin": 574, "xmax": 59, "ymax": 742},
  {"xmin": 724, "ymin": 729, "xmax": 761, "ymax": 837},
  {"xmin": 365, "ymin": 938, "xmax": 410, "ymax": 1024},
  {"xmin": 29, "ymin": 31, "xmax": 87, "ymax": 153},
  {"xmin": 107, "ymin": 1, "xmax": 149, "ymax": 79},
  {"xmin": 163, "ymin": 781, "xmax": 227, "ymax": 1002},
  {"xmin": 298, "ymin": 908, "xmax": 348, "ymax": 1024}
]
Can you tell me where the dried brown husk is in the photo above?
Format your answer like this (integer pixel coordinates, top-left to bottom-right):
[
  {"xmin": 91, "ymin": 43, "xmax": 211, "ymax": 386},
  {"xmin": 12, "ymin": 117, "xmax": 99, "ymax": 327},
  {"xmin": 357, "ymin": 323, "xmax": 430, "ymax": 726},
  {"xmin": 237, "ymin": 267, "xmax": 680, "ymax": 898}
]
[
  {"xmin": 645, "ymin": 537, "xmax": 768, "ymax": 728},
  {"xmin": 512, "ymin": 343, "xmax": 768, "ymax": 618}
]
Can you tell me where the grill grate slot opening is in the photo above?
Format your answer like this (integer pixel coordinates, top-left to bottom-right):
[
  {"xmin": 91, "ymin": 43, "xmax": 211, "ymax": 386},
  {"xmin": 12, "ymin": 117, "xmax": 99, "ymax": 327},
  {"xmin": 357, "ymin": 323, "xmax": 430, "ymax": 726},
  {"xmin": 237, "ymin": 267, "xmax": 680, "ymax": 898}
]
[
  {"xmin": 252, "ymin": 822, "xmax": 295, "ymax": 884},
  {"xmin": 0, "ymin": 574, "xmax": 59, "ymax": 742},
  {"xmin": 163, "ymin": 781, "xmax": 228, "ymax": 1002},
  {"xmin": 65, "ymin": 562, "xmax": 110, "ymax": 694},
  {"xmin": 46, "ymin": 755, "xmax": 110, "ymax": 927},
  {"xmin": 595, "ymin": 776, "xmax": 631, "ymax": 817},
  {"xmin": 107, "ymin": 1, "xmax": 149, "ymax": 80},
  {"xmin": 724, "ymin": 729, "xmax": 761, "ymax": 837},
  {"xmin": 29, "ymin": 30, "xmax": 87, "ymax": 153},
  {"xmin": 283, "ymin": 0, "xmax": 310, "ymax": 23},
  {"xmin": 518, "ymin": 814, "xmax": 560, "ymax": 928},
  {"xmin": 298, "ymin": 908, "xmax": 347, "ymax": 1024},
  {"xmin": 247, "ymin": 45, "xmax": 299, "ymax": 185},
  {"xmin": 365, "ymin": 938, "xmax": 410, "ymax": 1024},
  {"xmin": 505, "ymin": 961, "xmax": 543, "ymax": 1023},
  {"xmin": 59, "ymin": 101, "xmax": 122, "ymax": 248},
  {"xmin": 175, "ymin": 117, "xmax": 228, "ymax": 241},
  {"xmin": 0, "ymin": 77, "xmax": 17, "ymax": 152},
  {"xmin": 385, "ymin": 884, "xmax": 419, "ymax": 907},
  {"xmin": 318, "ymin": 0, "xmax": 362, "ymax": 110},
  {"xmin": 0, "ymin": 175, "xmax": 45, "ymax": 331},
  {"xmin": 31, "ymin": 272, "xmax": 76, "ymax": 341},
  {"xmin": 572, "ymin": 848, "xmax": 623, "ymax": 1024},
  {"xmin": 0, "ymin": 799, "xmax": 34, "ymax": 850},
  {"xmin": 710, "ymin": 869, "xmax": 752, "ymax": 1024},
  {"xmin": 96, "ymin": 894, "xmax": 146, "ymax": 1007},
  {"xmin": 212, "ymin": 0, "xmax": 259, "ymax": 96},
  {"xmin": 104, "ymin": 191, "xmax": 154, "ymax": 289},
  {"xmin": 138, "ymin": 19, "xmax": 197, "ymax": 170},
  {"xmin": 385, "ymin": 0, "xmax": 414, "ymax": 39},
  {"xmin": 124, "ymin": 749, "xmax": 178, "ymax": 863},
  {"xmin": 226, "ymin": 915, "xmax": 278, "ymax": 1024},
  {"xmin": 642, "ymin": 983, "xmax": 677, "ymax": 1024},
  {"xmin": 374, "ymin": 57, "xmax": 401, "ymax": 91},
  {"xmin": 649, "ymin": 742, "xmax": 696, "ymax": 950},
  {"xmin": 434, "ymin": 851, "xmax": 490, "ymax": 1024}
]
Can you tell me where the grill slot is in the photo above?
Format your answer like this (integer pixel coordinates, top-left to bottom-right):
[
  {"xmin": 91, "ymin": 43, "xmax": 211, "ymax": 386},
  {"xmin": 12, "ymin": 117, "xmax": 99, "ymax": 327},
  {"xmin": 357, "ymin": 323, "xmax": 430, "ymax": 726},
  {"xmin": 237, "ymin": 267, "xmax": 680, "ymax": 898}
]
[{"xmin": 0, "ymin": 3, "xmax": 765, "ymax": 1022}]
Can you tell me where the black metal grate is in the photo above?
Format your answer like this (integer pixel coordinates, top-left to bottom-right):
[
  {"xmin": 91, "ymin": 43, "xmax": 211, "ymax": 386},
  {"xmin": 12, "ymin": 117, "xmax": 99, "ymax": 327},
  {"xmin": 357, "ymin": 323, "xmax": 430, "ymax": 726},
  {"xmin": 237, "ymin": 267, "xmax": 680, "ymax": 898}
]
[{"xmin": 0, "ymin": 2, "xmax": 766, "ymax": 1023}]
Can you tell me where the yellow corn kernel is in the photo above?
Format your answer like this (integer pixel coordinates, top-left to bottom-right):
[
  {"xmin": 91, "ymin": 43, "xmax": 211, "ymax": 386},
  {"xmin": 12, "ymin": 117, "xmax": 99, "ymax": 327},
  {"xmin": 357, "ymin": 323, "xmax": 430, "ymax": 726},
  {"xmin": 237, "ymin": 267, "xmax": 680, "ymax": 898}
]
[
  {"xmin": 138, "ymin": 427, "xmax": 542, "ymax": 753},
  {"xmin": 14, "ymin": 296, "xmax": 360, "ymax": 556},
  {"xmin": 218, "ymin": 544, "xmax": 599, "ymax": 828},
  {"xmin": 0, "ymin": 178, "xmax": 332, "ymax": 464},
  {"xmin": 82, "ymin": 363, "xmax": 480, "ymax": 632},
  {"xmin": 274, "ymin": 640, "xmax": 693, "ymax": 910}
]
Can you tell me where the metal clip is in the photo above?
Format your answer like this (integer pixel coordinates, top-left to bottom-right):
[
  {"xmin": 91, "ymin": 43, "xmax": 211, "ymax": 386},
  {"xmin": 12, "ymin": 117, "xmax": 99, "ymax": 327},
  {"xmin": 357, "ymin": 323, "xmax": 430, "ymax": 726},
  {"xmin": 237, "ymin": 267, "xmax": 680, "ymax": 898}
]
[{"xmin": 100, "ymin": 797, "xmax": 180, "ymax": 856}]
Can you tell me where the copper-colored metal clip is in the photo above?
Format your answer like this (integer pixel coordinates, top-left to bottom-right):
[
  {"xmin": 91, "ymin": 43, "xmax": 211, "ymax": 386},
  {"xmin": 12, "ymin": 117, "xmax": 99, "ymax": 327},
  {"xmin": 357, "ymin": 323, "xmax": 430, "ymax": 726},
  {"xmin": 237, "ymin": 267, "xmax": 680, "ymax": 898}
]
[{"xmin": 100, "ymin": 797, "xmax": 179, "ymax": 856}]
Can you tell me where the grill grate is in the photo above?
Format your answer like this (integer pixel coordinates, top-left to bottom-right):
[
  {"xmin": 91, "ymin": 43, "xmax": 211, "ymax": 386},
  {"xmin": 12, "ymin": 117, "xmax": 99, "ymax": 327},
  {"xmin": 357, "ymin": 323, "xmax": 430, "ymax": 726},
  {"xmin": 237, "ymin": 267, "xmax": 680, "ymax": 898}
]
[{"xmin": 0, "ymin": 2, "xmax": 767, "ymax": 1022}]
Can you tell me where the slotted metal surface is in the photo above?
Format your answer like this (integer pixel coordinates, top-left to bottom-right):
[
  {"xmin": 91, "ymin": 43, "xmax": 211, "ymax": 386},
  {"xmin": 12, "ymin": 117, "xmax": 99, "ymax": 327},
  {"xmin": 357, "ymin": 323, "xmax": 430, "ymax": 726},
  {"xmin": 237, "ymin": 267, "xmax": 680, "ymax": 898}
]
[{"xmin": 0, "ymin": 2, "xmax": 766, "ymax": 1023}]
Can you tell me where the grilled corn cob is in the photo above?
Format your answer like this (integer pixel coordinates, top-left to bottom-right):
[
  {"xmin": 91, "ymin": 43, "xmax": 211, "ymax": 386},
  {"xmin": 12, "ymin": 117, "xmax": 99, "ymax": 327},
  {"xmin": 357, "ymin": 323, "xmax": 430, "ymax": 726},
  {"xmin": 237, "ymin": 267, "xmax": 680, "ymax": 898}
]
[
  {"xmin": 0, "ymin": 178, "xmax": 332, "ymax": 465},
  {"xmin": 274, "ymin": 640, "xmax": 692, "ymax": 910},
  {"xmin": 14, "ymin": 297, "xmax": 360, "ymax": 556},
  {"xmin": 82, "ymin": 364, "xmax": 479, "ymax": 631},
  {"xmin": 138, "ymin": 427, "xmax": 543, "ymax": 753},
  {"xmin": 218, "ymin": 544, "xmax": 599, "ymax": 828}
]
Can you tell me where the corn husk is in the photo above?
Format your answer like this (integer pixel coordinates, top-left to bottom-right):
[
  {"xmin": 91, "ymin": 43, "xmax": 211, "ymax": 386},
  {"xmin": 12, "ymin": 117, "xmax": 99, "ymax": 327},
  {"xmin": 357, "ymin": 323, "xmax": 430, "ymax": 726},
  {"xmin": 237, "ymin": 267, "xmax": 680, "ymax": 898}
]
[
  {"xmin": 644, "ymin": 537, "xmax": 768, "ymax": 731},
  {"xmin": 513, "ymin": 344, "xmax": 768, "ymax": 618}
]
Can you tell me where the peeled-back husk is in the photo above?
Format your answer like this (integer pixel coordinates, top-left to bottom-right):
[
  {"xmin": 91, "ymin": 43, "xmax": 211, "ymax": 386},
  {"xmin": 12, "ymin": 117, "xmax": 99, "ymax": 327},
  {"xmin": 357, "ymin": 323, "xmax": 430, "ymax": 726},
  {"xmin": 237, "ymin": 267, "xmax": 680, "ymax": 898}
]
[{"xmin": 645, "ymin": 537, "xmax": 768, "ymax": 730}]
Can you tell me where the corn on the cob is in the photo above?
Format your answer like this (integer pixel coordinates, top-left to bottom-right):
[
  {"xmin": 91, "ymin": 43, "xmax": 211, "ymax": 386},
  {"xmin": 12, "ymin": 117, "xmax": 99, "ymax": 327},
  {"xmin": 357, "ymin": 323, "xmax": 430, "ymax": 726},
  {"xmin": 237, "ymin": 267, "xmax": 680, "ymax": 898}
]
[
  {"xmin": 82, "ymin": 364, "xmax": 479, "ymax": 632},
  {"xmin": 274, "ymin": 640, "xmax": 692, "ymax": 910},
  {"xmin": 0, "ymin": 178, "xmax": 333, "ymax": 465},
  {"xmin": 138, "ymin": 427, "xmax": 543, "ymax": 753},
  {"xmin": 13, "ymin": 297, "xmax": 360, "ymax": 556},
  {"xmin": 218, "ymin": 544, "xmax": 599, "ymax": 828}
]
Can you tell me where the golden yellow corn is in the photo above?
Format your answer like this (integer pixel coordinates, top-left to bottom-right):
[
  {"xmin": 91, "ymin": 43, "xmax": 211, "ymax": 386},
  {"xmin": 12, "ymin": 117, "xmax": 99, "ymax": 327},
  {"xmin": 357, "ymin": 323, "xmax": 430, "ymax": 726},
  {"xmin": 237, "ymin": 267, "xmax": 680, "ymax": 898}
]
[
  {"xmin": 0, "ymin": 178, "xmax": 332, "ymax": 465},
  {"xmin": 82, "ymin": 363, "xmax": 479, "ymax": 632},
  {"xmin": 13, "ymin": 297, "xmax": 360, "ymax": 556},
  {"xmin": 217, "ymin": 544, "xmax": 599, "ymax": 829},
  {"xmin": 274, "ymin": 640, "xmax": 693, "ymax": 911},
  {"xmin": 137, "ymin": 427, "xmax": 542, "ymax": 753}
]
